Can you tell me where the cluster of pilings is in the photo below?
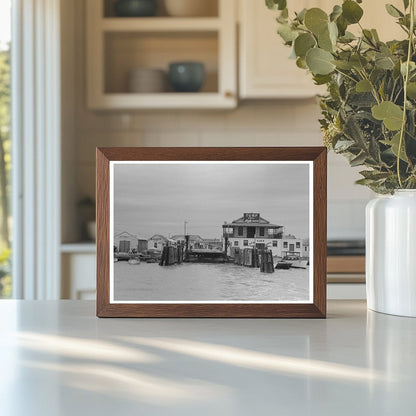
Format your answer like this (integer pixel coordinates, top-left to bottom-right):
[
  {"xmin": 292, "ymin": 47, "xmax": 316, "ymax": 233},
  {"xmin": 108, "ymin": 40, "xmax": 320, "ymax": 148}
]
[
  {"xmin": 234, "ymin": 247, "xmax": 274, "ymax": 273},
  {"xmin": 159, "ymin": 244, "xmax": 185, "ymax": 266}
]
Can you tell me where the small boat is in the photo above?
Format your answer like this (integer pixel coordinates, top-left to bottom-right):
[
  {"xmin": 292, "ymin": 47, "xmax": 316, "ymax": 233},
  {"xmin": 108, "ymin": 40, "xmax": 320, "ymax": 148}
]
[
  {"xmin": 275, "ymin": 255, "xmax": 309, "ymax": 270},
  {"xmin": 291, "ymin": 259, "xmax": 308, "ymax": 269},
  {"xmin": 275, "ymin": 260, "xmax": 292, "ymax": 269}
]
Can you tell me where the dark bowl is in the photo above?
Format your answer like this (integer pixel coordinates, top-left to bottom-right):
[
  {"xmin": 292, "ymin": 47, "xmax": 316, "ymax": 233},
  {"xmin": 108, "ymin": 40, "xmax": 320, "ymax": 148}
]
[
  {"xmin": 168, "ymin": 62, "xmax": 205, "ymax": 93},
  {"xmin": 114, "ymin": 0, "xmax": 158, "ymax": 17}
]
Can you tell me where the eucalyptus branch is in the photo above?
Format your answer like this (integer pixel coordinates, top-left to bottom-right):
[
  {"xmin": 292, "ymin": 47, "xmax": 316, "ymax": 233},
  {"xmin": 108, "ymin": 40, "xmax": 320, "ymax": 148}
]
[{"xmin": 397, "ymin": 0, "xmax": 415, "ymax": 188}]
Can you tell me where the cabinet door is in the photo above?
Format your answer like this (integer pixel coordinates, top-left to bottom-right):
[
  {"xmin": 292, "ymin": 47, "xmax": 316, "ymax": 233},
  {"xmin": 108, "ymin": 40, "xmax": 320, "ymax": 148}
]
[
  {"xmin": 239, "ymin": 0, "xmax": 326, "ymax": 99},
  {"xmin": 238, "ymin": 0, "xmax": 403, "ymax": 99}
]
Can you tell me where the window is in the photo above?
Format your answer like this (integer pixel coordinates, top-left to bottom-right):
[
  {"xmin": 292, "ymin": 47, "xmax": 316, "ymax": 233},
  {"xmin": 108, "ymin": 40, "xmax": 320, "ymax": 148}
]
[
  {"xmin": 259, "ymin": 228, "xmax": 264, "ymax": 237},
  {"xmin": 234, "ymin": 241, "xmax": 238, "ymax": 246},
  {"xmin": 273, "ymin": 240, "xmax": 277, "ymax": 247},
  {"xmin": 0, "ymin": 1, "xmax": 11, "ymax": 298},
  {"xmin": 238, "ymin": 226, "xmax": 243, "ymax": 236},
  {"xmin": 296, "ymin": 242, "xmax": 301, "ymax": 248},
  {"xmin": 283, "ymin": 242, "xmax": 288, "ymax": 248},
  {"xmin": 243, "ymin": 240, "xmax": 248, "ymax": 246}
]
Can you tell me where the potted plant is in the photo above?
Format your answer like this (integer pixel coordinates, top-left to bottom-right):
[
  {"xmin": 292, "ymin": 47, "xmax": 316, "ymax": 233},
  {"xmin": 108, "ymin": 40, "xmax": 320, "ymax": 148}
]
[{"xmin": 266, "ymin": 0, "xmax": 416, "ymax": 316}]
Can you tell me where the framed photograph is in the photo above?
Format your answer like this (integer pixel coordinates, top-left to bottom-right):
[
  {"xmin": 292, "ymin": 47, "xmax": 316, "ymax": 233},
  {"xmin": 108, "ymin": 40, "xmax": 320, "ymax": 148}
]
[{"xmin": 96, "ymin": 147, "xmax": 327, "ymax": 318}]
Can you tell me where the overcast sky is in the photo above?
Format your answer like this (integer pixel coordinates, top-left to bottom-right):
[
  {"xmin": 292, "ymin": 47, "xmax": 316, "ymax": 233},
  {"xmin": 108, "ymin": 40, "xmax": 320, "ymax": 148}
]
[{"xmin": 113, "ymin": 163, "xmax": 310, "ymax": 239}]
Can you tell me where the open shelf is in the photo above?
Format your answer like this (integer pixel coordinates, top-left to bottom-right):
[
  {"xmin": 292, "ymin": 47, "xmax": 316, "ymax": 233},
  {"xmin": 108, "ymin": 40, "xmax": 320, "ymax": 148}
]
[
  {"xmin": 101, "ymin": 17, "xmax": 221, "ymax": 32},
  {"xmin": 103, "ymin": 0, "xmax": 219, "ymax": 18},
  {"xmin": 104, "ymin": 31, "xmax": 218, "ymax": 94},
  {"xmin": 87, "ymin": 0, "xmax": 236, "ymax": 109}
]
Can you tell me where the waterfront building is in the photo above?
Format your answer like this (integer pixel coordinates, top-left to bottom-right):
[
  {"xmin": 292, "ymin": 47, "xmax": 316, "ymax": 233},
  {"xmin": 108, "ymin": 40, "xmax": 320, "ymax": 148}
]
[
  {"xmin": 147, "ymin": 234, "xmax": 168, "ymax": 252},
  {"xmin": 280, "ymin": 234, "xmax": 305, "ymax": 258},
  {"xmin": 114, "ymin": 231, "xmax": 147, "ymax": 253},
  {"xmin": 223, "ymin": 213, "xmax": 306, "ymax": 258}
]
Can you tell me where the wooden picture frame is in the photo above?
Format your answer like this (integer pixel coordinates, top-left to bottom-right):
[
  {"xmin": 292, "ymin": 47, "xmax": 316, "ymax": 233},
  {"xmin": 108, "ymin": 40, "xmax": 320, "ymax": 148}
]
[{"xmin": 96, "ymin": 147, "xmax": 327, "ymax": 318}]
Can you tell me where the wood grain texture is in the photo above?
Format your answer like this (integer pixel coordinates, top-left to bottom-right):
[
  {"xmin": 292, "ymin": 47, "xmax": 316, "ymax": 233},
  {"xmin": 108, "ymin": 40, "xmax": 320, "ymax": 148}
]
[{"xmin": 96, "ymin": 147, "xmax": 327, "ymax": 318}]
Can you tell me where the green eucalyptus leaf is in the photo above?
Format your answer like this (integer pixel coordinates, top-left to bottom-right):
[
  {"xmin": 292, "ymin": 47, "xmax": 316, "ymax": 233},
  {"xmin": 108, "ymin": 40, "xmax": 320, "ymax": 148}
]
[
  {"xmin": 372, "ymin": 101, "xmax": 404, "ymax": 130},
  {"xmin": 371, "ymin": 29, "xmax": 380, "ymax": 42},
  {"xmin": 333, "ymin": 60, "xmax": 353, "ymax": 70},
  {"xmin": 375, "ymin": 55, "xmax": 395, "ymax": 70},
  {"xmin": 339, "ymin": 31, "xmax": 356, "ymax": 43},
  {"xmin": 296, "ymin": 8, "xmax": 307, "ymax": 23},
  {"xmin": 304, "ymin": 8, "xmax": 329, "ymax": 35},
  {"xmin": 385, "ymin": 4, "xmax": 404, "ymax": 18},
  {"xmin": 330, "ymin": 5, "xmax": 342, "ymax": 22},
  {"xmin": 334, "ymin": 139, "xmax": 355, "ymax": 151},
  {"xmin": 350, "ymin": 151, "xmax": 368, "ymax": 167},
  {"xmin": 266, "ymin": 0, "xmax": 287, "ymax": 11},
  {"xmin": 277, "ymin": 23, "xmax": 298, "ymax": 43},
  {"xmin": 294, "ymin": 33, "xmax": 316, "ymax": 58},
  {"xmin": 350, "ymin": 54, "xmax": 368, "ymax": 70},
  {"xmin": 360, "ymin": 170, "xmax": 391, "ymax": 180},
  {"xmin": 306, "ymin": 48, "xmax": 335, "ymax": 75},
  {"xmin": 313, "ymin": 74, "xmax": 332, "ymax": 85},
  {"xmin": 382, "ymin": 132, "xmax": 409, "ymax": 162},
  {"xmin": 356, "ymin": 79, "xmax": 372, "ymax": 92},
  {"xmin": 296, "ymin": 57, "xmax": 308, "ymax": 69},
  {"xmin": 342, "ymin": 0, "xmax": 364, "ymax": 24},
  {"xmin": 407, "ymin": 82, "xmax": 416, "ymax": 99},
  {"xmin": 363, "ymin": 29, "xmax": 376, "ymax": 46},
  {"xmin": 336, "ymin": 15, "xmax": 348, "ymax": 36},
  {"xmin": 318, "ymin": 27, "xmax": 334, "ymax": 52},
  {"xmin": 328, "ymin": 21, "xmax": 338, "ymax": 44}
]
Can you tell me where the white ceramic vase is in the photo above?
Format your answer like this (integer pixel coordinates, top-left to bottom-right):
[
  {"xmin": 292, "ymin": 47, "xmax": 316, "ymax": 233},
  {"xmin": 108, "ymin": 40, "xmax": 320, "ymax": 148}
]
[{"xmin": 366, "ymin": 190, "xmax": 416, "ymax": 317}]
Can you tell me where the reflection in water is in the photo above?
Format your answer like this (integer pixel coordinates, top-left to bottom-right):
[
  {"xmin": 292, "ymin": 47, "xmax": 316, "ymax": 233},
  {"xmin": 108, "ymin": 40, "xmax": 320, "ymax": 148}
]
[{"xmin": 114, "ymin": 262, "xmax": 310, "ymax": 302}]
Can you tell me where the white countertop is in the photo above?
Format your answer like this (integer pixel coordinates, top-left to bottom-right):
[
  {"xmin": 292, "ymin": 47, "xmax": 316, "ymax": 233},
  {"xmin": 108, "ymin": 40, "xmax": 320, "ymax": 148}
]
[{"xmin": 0, "ymin": 300, "xmax": 415, "ymax": 415}]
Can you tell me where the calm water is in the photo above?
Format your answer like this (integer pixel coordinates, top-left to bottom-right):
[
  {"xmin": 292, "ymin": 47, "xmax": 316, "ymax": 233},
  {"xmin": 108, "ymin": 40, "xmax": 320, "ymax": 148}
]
[{"xmin": 113, "ymin": 262, "xmax": 310, "ymax": 302}]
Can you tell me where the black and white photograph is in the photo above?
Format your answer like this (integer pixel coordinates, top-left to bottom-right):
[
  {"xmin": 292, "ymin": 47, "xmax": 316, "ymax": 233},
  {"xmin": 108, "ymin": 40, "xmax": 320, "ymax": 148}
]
[{"xmin": 109, "ymin": 161, "xmax": 313, "ymax": 303}]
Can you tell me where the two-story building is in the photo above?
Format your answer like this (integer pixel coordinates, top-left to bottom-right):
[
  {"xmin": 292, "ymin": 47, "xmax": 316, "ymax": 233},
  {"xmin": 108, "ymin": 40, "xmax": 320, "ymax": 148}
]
[
  {"xmin": 223, "ymin": 213, "xmax": 284, "ymax": 256},
  {"xmin": 222, "ymin": 213, "xmax": 306, "ymax": 258}
]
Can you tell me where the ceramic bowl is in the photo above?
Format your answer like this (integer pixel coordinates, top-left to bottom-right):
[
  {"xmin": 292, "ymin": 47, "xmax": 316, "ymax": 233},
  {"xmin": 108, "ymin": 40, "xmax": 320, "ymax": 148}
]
[
  {"xmin": 168, "ymin": 62, "xmax": 205, "ymax": 92},
  {"xmin": 164, "ymin": 0, "xmax": 218, "ymax": 17},
  {"xmin": 114, "ymin": 0, "xmax": 158, "ymax": 17}
]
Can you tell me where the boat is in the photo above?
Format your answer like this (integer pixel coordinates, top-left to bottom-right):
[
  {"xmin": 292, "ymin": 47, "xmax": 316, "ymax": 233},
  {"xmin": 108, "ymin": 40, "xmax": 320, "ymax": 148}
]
[
  {"xmin": 291, "ymin": 259, "xmax": 308, "ymax": 269},
  {"xmin": 275, "ymin": 255, "xmax": 308, "ymax": 270},
  {"xmin": 275, "ymin": 260, "xmax": 292, "ymax": 269}
]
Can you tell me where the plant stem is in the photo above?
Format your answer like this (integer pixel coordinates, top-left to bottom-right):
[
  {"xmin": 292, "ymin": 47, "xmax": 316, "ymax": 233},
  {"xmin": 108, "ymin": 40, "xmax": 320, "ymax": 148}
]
[{"xmin": 397, "ymin": 0, "xmax": 415, "ymax": 188}]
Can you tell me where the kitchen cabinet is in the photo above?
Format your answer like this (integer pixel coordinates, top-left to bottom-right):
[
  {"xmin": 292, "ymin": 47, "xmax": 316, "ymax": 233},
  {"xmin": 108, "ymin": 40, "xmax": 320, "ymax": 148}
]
[
  {"xmin": 238, "ymin": 0, "xmax": 404, "ymax": 99},
  {"xmin": 86, "ymin": 0, "xmax": 237, "ymax": 109},
  {"xmin": 238, "ymin": 0, "xmax": 325, "ymax": 99}
]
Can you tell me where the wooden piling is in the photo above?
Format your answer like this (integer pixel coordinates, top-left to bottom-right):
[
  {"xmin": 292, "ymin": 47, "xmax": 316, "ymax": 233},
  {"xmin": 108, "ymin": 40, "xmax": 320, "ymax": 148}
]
[{"xmin": 260, "ymin": 249, "xmax": 275, "ymax": 273}]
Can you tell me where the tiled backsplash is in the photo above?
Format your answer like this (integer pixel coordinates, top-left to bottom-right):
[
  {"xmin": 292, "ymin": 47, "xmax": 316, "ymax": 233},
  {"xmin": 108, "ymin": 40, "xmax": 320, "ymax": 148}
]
[{"xmin": 72, "ymin": 100, "xmax": 374, "ymax": 240}]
